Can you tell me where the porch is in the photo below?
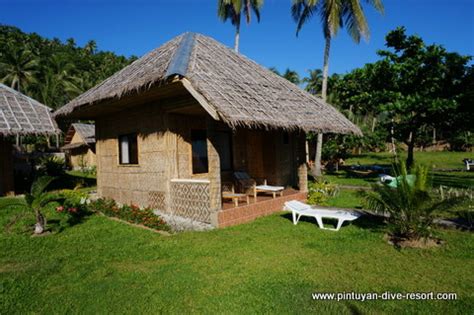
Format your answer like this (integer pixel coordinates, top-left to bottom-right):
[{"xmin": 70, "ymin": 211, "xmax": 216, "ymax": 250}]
[
  {"xmin": 164, "ymin": 115, "xmax": 309, "ymax": 227},
  {"xmin": 219, "ymin": 188, "xmax": 307, "ymax": 227}
]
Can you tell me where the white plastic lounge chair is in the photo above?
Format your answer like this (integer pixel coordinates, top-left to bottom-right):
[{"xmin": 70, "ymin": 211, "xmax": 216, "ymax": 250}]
[
  {"xmin": 234, "ymin": 171, "xmax": 284, "ymax": 201},
  {"xmin": 284, "ymin": 200, "xmax": 361, "ymax": 231},
  {"xmin": 463, "ymin": 159, "xmax": 474, "ymax": 171}
]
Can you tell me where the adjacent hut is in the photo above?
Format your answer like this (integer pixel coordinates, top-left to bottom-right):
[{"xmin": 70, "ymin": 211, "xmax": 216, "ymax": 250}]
[
  {"xmin": 61, "ymin": 123, "xmax": 96, "ymax": 170},
  {"xmin": 0, "ymin": 83, "xmax": 59, "ymax": 196},
  {"xmin": 55, "ymin": 33, "xmax": 361, "ymax": 227}
]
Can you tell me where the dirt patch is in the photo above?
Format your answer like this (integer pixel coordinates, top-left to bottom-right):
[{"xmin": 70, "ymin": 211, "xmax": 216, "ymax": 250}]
[
  {"xmin": 384, "ymin": 234, "xmax": 444, "ymax": 249},
  {"xmin": 0, "ymin": 262, "xmax": 32, "ymax": 273}
]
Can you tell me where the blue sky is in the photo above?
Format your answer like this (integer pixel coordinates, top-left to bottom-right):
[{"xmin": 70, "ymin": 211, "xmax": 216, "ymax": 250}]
[{"xmin": 1, "ymin": 0, "xmax": 473, "ymax": 77}]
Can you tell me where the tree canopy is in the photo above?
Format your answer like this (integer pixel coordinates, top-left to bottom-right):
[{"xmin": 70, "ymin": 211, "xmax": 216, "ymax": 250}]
[{"xmin": 0, "ymin": 25, "xmax": 136, "ymax": 110}]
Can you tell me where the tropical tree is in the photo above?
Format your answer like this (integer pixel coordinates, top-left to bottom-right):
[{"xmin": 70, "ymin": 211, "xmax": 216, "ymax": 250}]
[
  {"xmin": 292, "ymin": 0, "xmax": 384, "ymax": 177},
  {"xmin": 282, "ymin": 68, "xmax": 301, "ymax": 84},
  {"xmin": 303, "ymin": 69, "xmax": 323, "ymax": 95},
  {"xmin": 0, "ymin": 177, "xmax": 65, "ymax": 234},
  {"xmin": 373, "ymin": 27, "xmax": 471, "ymax": 167},
  {"xmin": 217, "ymin": 0, "xmax": 264, "ymax": 52},
  {"xmin": 84, "ymin": 40, "xmax": 97, "ymax": 55},
  {"xmin": 0, "ymin": 44, "xmax": 38, "ymax": 92}
]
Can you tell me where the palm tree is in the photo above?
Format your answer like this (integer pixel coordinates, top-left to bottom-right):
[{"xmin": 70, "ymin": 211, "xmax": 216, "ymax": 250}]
[
  {"xmin": 0, "ymin": 44, "xmax": 38, "ymax": 92},
  {"xmin": 217, "ymin": 0, "xmax": 264, "ymax": 53},
  {"xmin": 282, "ymin": 68, "xmax": 301, "ymax": 84},
  {"xmin": 84, "ymin": 40, "xmax": 97, "ymax": 55},
  {"xmin": 269, "ymin": 67, "xmax": 281, "ymax": 75},
  {"xmin": 292, "ymin": 0, "xmax": 384, "ymax": 178},
  {"xmin": 303, "ymin": 69, "xmax": 323, "ymax": 95},
  {"xmin": 0, "ymin": 177, "xmax": 65, "ymax": 234}
]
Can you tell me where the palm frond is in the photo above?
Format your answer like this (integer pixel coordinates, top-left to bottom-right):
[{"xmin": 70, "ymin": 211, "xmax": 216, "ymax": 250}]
[
  {"xmin": 344, "ymin": 0, "xmax": 369, "ymax": 42},
  {"xmin": 365, "ymin": 0, "xmax": 384, "ymax": 14},
  {"xmin": 33, "ymin": 192, "xmax": 66, "ymax": 209},
  {"xmin": 0, "ymin": 198, "xmax": 27, "ymax": 210},
  {"xmin": 292, "ymin": 0, "xmax": 318, "ymax": 36},
  {"xmin": 30, "ymin": 176, "xmax": 56, "ymax": 197},
  {"xmin": 249, "ymin": 0, "xmax": 263, "ymax": 23},
  {"xmin": 321, "ymin": 0, "xmax": 342, "ymax": 38}
]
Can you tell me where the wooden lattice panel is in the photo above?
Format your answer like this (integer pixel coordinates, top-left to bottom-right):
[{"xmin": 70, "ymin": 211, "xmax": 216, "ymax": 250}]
[
  {"xmin": 148, "ymin": 191, "xmax": 166, "ymax": 211},
  {"xmin": 170, "ymin": 180, "xmax": 211, "ymax": 222}
]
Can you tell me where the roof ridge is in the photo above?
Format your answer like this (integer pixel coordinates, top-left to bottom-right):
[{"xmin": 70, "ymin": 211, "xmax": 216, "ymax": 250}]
[{"xmin": 165, "ymin": 32, "xmax": 197, "ymax": 78}]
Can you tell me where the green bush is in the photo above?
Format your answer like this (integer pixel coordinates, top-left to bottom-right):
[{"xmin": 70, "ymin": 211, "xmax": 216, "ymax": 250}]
[
  {"xmin": 89, "ymin": 198, "xmax": 169, "ymax": 231},
  {"xmin": 307, "ymin": 181, "xmax": 339, "ymax": 206},
  {"xmin": 55, "ymin": 190, "xmax": 90, "ymax": 227},
  {"xmin": 37, "ymin": 156, "xmax": 66, "ymax": 176},
  {"xmin": 364, "ymin": 163, "xmax": 469, "ymax": 241},
  {"xmin": 449, "ymin": 132, "xmax": 474, "ymax": 151}
]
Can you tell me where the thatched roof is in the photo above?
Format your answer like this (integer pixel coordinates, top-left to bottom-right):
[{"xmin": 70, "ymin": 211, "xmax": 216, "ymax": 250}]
[
  {"xmin": 66, "ymin": 123, "xmax": 95, "ymax": 144},
  {"xmin": 0, "ymin": 83, "xmax": 59, "ymax": 136},
  {"xmin": 61, "ymin": 123, "xmax": 95, "ymax": 151},
  {"xmin": 55, "ymin": 33, "xmax": 361, "ymax": 135}
]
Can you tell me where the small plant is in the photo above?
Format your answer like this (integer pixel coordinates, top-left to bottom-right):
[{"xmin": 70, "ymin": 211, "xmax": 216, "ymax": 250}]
[
  {"xmin": 307, "ymin": 180, "xmax": 339, "ymax": 206},
  {"xmin": 89, "ymin": 198, "xmax": 169, "ymax": 231},
  {"xmin": 364, "ymin": 163, "xmax": 468, "ymax": 246},
  {"xmin": 0, "ymin": 176, "xmax": 65, "ymax": 234}
]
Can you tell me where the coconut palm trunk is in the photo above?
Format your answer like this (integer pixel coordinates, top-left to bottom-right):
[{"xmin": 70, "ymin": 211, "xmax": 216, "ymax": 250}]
[
  {"xmin": 292, "ymin": 0, "xmax": 384, "ymax": 179},
  {"xmin": 313, "ymin": 35, "xmax": 331, "ymax": 178},
  {"xmin": 234, "ymin": 21, "xmax": 241, "ymax": 52}
]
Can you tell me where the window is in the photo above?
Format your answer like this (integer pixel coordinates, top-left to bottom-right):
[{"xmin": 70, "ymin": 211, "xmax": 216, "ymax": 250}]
[
  {"xmin": 119, "ymin": 133, "xmax": 138, "ymax": 165},
  {"xmin": 215, "ymin": 131, "xmax": 233, "ymax": 171},
  {"xmin": 191, "ymin": 130, "xmax": 208, "ymax": 174}
]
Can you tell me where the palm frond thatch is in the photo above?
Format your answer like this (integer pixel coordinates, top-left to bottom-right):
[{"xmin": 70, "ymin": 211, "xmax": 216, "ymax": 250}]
[
  {"xmin": 0, "ymin": 83, "xmax": 60, "ymax": 136},
  {"xmin": 54, "ymin": 33, "xmax": 361, "ymax": 135}
]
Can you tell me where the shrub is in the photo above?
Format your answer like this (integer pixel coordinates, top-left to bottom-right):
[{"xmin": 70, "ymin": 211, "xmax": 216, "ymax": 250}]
[
  {"xmin": 364, "ymin": 163, "xmax": 469, "ymax": 242},
  {"xmin": 89, "ymin": 198, "xmax": 169, "ymax": 231},
  {"xmin": 37, "ymin": 156, "xmax": 66, "ymax": 176},
  {"xmin": 55, "ymin": 190, "xmax": 90, "ymax": 227},
  {"xmin": 307, "ymin": 181, "xmax": 339, "ymax": 206}
]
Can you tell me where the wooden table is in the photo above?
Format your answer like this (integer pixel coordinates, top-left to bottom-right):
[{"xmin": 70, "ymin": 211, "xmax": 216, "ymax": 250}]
[{"xmin": 222, "ymin": 192, "xmax": 250, "ymax": 207}]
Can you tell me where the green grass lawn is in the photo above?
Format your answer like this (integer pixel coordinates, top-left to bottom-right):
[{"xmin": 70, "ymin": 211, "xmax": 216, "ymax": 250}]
[
  {"xmin": 323, "ymin": 152, "xmax": 474, "ymax": 189},
  {"xmin": 344, "ymin": 151, "xmax": 472, "ymax": 170},
  {"xmin": 1, "ymin": 200, "xmax": 473, "ymax": 314},
  {"xmin": 327, "ymin": 189, "xmax": 365, "ymax": 209},
  {"xmin": 66, "ymin": 170, "xmax": 97, "ymax": 180}
]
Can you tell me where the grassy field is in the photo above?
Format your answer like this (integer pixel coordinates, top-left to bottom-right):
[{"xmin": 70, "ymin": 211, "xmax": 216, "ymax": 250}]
[
  {"xmin": 327, "ymin": 189, "xmax": 365, "ymax": 209},
  {"xmin": 344, "ymin": 151, "xmax": 472, "ymax": 170},
  {"xmin": 323, "ymin": 152, "xmax": 474, "ymax": 189},
  {"xmin": 0, "ymin": 199, "xmax": 473, "ymax": 314}
]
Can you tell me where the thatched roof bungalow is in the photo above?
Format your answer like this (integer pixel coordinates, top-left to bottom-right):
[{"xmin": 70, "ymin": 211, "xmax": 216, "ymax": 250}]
[
  {"xmin": 55, "ymin": 33, "xmax": 360, "ymax": 227},
  {"xmin": 0, "ymin": 83, "xmax": 59, "ymax": 195},
  {"xmin": 61, "ymin": 123, "xmax": 96, "ymax": 170}
]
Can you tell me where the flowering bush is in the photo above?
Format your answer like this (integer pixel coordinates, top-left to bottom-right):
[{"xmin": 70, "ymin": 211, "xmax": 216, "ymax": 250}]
[
  {"xmin": 55, "ymin": 190, "xmax": 90, "ymax": 226},
  {"xmin": 89, "ymin": 198, "xmax": 169, "ymax": 231}
]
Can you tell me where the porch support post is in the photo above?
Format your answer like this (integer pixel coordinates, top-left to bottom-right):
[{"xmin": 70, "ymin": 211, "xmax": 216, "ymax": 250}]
[
  {"xmin": 0, "ymin": 136, "xmax": 15, "ymax": 196},
  {"xmin": 206, "ymin": 117, "xmax": 221, "ymax": 226},
  {"xmin": 297, "ymin": 132, "xmax": 308, "ymax": 192}
]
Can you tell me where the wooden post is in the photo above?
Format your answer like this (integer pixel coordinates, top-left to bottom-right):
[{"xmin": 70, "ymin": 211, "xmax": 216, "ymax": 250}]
[
  {"xmin": 0, "ymin": 137, "xmax": 15, "ymax": 196},
  {"xmin": 206, "ymin": 117, "xmax": 221, "ymax": 227},
  {"xmin": 297, "ymin": 132, "xmax": 308, "ymax": 193}
]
